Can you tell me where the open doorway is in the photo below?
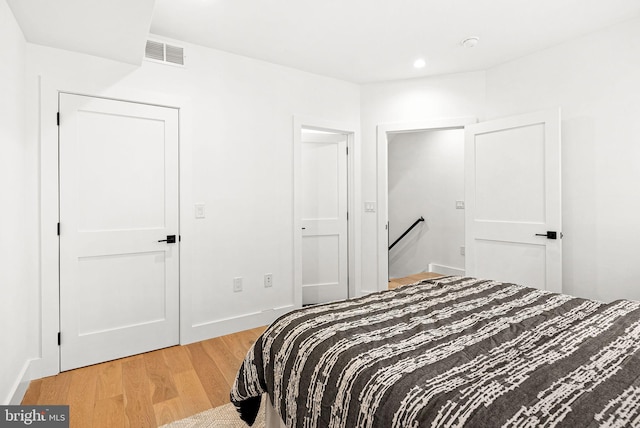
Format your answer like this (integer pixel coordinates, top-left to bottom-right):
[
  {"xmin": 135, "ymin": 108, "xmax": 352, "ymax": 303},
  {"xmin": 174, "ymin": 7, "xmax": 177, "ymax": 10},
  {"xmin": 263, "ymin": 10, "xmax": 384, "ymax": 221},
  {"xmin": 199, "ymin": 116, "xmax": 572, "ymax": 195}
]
[
  {"xmin": 293, "ymin": 117, "xmax": 358, "ymax": 307},
  {"xmin": 376, "ymin": 118, "xmax": 475, "ymax": 292},
  {"xmin": 300, "ymin": 129, "xmax": 349, "ymax": 305},
  {"xmin": 387, "ymin": 128, "xmax": 465, "ymax": 284},
  {"xmin": 377, "ymin": 111, "xmax": 562, "ymax": 293}
]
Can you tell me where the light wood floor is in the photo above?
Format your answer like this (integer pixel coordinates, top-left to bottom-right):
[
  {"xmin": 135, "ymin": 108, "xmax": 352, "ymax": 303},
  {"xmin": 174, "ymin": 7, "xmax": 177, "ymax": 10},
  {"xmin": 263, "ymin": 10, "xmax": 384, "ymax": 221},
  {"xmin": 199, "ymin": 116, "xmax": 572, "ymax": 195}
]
[
  {"xmin": 21, "ymin": 274, "xmax": 437, "ymax": 427},
  {"xmin": 21, "ymin": 326, "xmax": 266, "ymax": 428},
  {"xmin": 388, "ymin": 271, "xmax": 443, "ymax": 289}
]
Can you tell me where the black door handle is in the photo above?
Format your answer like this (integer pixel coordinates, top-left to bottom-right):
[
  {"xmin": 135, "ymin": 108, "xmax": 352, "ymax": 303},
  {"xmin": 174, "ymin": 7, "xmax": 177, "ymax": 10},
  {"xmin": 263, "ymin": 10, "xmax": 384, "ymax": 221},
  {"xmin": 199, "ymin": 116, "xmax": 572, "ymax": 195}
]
[
  {"xmin": 535, "ymin": 231, "xmax": 557, "ymax": 239},
  {"xmin": 158, "ymin": 235, "xmax": 176, "ymax": 243}
]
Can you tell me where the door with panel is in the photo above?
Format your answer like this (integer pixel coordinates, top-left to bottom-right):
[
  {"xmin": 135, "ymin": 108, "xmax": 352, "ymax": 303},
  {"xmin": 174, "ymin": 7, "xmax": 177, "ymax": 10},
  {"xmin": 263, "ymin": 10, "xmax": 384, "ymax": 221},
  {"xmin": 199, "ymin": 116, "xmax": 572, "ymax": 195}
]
[
  {"xmin": 465, "ymin": 109, "xmax": 561, "ymax": 292},
  {"xmin": 59, "ymin": 93, "xmax": 180, "ymax": 371},
  {"xmin": 301, "ymin": 132, "xmax": 349, "ymax": 305}
]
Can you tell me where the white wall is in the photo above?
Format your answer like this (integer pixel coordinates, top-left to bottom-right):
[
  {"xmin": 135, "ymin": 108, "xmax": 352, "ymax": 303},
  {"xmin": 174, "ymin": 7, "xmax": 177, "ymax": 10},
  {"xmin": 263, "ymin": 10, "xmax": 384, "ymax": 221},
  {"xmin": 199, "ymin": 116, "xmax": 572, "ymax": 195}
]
[
  {"xmin": 360, "ymin": 72, "xmax": 486, "ymax": 291},
  {"xmin": 0, "ymin": 0, "xmax": 38, "ymax": 404},
  {"xmin": 388, "ymin": 129, "xmax": 465, "ymax": 278},
  {"xmin": 485, "ymin": 16, "xmax": 640, "ymax": 302},
  {"xmin": 26, "ymin": 36, "xmax": 360, "ymax": 375}
]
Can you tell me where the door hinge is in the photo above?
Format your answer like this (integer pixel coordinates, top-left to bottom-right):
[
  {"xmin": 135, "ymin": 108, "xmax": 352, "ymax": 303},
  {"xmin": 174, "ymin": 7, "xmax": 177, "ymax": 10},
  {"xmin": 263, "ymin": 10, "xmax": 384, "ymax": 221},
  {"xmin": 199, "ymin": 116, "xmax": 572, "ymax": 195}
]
[
  {"xmin": 57, "ymin": 332, "xmax": 61, "ymax": 346},
  {"xmin": 57, "ymin": 112, "xmax": 60, "ymax": 126},
  {"xmin": 347, "ymin": 211, "xmax": 349, "ymax": 221},
  {"xmin": 57, "ymin": 223, "xmax": 60, "ymax": 236},
  {"xmin": 346, "ymin": 146, "xmax": 349, "ymax": 155}
]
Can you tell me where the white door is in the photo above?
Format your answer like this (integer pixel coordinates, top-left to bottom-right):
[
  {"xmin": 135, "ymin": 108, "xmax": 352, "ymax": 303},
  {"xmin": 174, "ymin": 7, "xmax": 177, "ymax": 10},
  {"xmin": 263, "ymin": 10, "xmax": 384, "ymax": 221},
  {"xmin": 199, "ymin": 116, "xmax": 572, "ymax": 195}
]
[
  {"xmin": 301, "ymin": 132, "xmax": 349, "ymax": 305},
  {"xmin": 59, "ymin": 93, "xmax": 179, "ymax": 371},
  {"xmin": 465, "ymin": 109, "xmax": 561, "ymax": 292}
]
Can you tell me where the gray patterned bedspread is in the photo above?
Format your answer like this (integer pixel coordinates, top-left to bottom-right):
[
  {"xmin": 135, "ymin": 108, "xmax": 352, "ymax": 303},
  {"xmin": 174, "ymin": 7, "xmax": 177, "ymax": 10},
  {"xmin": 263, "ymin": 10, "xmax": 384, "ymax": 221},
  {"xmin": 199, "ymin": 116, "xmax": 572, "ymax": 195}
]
[{"xmin": 231, "ymin": 276, "xmax": 640, "ymax": 427}]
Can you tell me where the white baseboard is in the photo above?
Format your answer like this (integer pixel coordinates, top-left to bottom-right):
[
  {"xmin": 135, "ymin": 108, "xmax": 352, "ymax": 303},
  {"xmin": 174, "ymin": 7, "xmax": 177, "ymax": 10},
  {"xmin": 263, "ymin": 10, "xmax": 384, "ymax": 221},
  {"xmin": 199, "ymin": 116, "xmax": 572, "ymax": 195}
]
[
  {"xmin": 6, "ymin": 358, "xmax": 36, "ymax": 405},
  {"xmin": 428, "ymin": 263, "xmax": 465, "ymax": 276},
  {"xmin": 181, "ymin": 305, "xmax": 295, "ymax": 345}
]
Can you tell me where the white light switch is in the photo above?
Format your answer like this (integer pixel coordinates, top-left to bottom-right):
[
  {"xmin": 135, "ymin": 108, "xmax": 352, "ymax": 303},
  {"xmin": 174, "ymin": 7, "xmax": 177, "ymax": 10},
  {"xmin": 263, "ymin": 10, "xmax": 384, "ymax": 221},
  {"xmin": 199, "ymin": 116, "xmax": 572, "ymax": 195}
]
[
  {"xmin": 195, "ymin": 203, "xmax": 206, "ymax": 219},
  {"xmin": 456, "ymin": 200, "xmax": 465, "ymax": 209},
  {"xmin": 364, "ymin": 201, "xmax": 376, "ymax": 212}
]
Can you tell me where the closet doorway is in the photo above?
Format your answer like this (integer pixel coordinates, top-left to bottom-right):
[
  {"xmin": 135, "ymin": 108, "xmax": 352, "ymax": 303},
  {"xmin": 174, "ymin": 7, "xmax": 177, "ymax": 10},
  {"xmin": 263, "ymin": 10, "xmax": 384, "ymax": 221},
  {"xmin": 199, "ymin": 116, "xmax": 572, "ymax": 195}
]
[
  {"xmin": 300, "ymin": 130, "xmax": 349, "ymax": 305},
  {"xmin": 293, "ymin": 117, "xmax": 357, "ymax": 307},
  {"xmin": 58, "ymin": 93, "xmax": 180, "ymax": 371}
]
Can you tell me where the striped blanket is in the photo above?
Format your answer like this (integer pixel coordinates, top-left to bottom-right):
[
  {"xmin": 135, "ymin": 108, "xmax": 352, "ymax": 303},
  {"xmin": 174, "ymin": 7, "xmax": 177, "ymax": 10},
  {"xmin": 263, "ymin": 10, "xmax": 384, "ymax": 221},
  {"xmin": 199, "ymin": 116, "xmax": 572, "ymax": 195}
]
[{"xmin": 231, "ymin": 276, "xmax": 640, "ymax": 427}]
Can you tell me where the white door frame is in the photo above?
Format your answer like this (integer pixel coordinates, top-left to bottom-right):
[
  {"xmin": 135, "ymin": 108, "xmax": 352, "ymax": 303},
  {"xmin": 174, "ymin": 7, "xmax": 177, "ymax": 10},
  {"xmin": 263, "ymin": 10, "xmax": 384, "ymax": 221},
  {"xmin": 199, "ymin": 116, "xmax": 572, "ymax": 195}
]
[
  {"xmin": 376, "ymin": 117, "xmax": 476, "ymax": 292},
  {"xmin": 35, "ymin": 77, "xmax": 190, "ymax": 379},
  {"xmin": 293, "ymin": 116, "xmax": 360, "ymax": 308}
]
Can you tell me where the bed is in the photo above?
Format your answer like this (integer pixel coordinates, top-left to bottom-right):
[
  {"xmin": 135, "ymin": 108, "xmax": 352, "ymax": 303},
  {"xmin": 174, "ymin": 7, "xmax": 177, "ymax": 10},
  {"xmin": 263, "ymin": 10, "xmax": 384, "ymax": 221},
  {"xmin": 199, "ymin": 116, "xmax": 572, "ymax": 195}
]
[{"xmin": 231, "ymin": 276, "xmax": 640, "ymax": 427}]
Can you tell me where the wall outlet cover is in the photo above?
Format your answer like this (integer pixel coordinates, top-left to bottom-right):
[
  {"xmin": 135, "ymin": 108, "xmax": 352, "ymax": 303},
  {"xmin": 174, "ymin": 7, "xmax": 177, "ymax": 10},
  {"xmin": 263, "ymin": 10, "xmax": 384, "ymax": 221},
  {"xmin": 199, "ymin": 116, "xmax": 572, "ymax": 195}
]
[{"xmin": 233, "ymin": 277, "xmax": 243, "ymax": 292}]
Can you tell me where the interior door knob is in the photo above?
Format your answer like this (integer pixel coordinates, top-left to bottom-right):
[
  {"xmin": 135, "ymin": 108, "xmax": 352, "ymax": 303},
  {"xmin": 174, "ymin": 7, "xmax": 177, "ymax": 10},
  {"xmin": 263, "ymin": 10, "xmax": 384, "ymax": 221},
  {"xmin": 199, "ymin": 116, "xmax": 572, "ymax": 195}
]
[
  {"xmin": 158, "ymin": 235, "xmax": 176, "ymax": 243},
  {"xmin": 535, "ymin": 231, "xmax": 557, "ymax": 239}
]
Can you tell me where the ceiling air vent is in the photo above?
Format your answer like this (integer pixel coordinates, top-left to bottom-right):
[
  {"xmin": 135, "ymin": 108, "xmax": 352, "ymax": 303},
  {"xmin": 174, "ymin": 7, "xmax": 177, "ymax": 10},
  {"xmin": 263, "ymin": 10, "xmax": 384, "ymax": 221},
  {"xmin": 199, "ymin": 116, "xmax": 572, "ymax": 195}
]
[{"xmin": 144, "ymin": 40, "xmax": 185, "ymax": 66}]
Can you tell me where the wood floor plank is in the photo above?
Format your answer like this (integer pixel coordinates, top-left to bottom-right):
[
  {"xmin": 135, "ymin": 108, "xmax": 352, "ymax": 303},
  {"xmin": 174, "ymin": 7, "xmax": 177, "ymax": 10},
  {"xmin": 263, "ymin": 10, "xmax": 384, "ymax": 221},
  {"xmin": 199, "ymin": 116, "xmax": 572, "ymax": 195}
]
[
  {"xmin": 161, "ymin": 346, "xmax": 192, "ymax": 374},
  {"xmin": 21, "ymin": 378, "xmax": 42, "ymax": 405},
  {"xmin": 119, "ymin": 354, "xmax": 144, "ymax": 365},
  {"xmin": 37, "ymin": 371, "xmax": 73, "ymax": 405},
  {"xmin": 95, "ymin": 360, "xmax": 122, "ymax": 401},
  {"xmin": 153, "ymin": 396, "xmax": 185, "ymax": 426},
  {"xmin": 172, "ymin": 369, "xmax": 212, "ymax": 417},
  {"xmin": 22, "ymin": 326, "xmax": 267, "ymax": 427},
  {"xmin": 388, "ymin": 272, "xmax": 443, "ymax": 289},
  {"xmin": 220, "ymin": 329, "xmax": 260, "ymax": 362},
  {"xmin": 200, "ymin": 337, "xmax": 243, "ymax": 386},
  {"xmin": 185, "ymin": 342, "xmax": 233, "ymax": 408},
  {"xmin": 247, "ymin": 326, "xmax": 267, "ymax": 340},
  {"xmin": 67, "ymin": 365, "xmax": 100, "ymax": 428},
  {"xmin": 122, "ymin": 356, "xmax": 157, "ymax": 428},
  {"xmin": 92, "ymin": 395, "xmax": 125, "ymax": 428},
  {"xmin": 143, "ymin": 349, "xmax": 178, "ymax": 404}
]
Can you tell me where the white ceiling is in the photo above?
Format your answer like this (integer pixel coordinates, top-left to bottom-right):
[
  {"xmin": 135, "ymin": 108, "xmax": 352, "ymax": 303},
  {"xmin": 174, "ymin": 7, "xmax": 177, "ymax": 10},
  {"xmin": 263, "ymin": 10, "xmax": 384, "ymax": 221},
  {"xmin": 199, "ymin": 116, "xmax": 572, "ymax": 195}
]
[
  {"xmin": 7, "ymin": 0, "xmax": 640, "ymax": 83},
  {"xmin": 150, "ymin": 0, "xmax": 640, "ymax": 83},
  {"xmin": 7, "ymin": 0, "xmax": 155, "ymax": 65}
]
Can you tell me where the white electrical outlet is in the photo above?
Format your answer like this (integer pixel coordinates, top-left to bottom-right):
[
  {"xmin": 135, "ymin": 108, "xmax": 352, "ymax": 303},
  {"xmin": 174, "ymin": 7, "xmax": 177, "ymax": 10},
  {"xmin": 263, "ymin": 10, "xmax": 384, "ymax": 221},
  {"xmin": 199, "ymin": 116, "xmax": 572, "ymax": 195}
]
[
  {"xmin": 233, "ymin": 277, "xmax": 243, "ymax": 292},
  {"xmin": 456, "ymin": 200, "xmax": 465, "ymax": 209},
  {"xmin": 264, "ymin": 273, "xmax": 273, "ymax": 288},
  {"xmin": 460, "ymin": 246, "xmax": 465, "ymax": 256}
]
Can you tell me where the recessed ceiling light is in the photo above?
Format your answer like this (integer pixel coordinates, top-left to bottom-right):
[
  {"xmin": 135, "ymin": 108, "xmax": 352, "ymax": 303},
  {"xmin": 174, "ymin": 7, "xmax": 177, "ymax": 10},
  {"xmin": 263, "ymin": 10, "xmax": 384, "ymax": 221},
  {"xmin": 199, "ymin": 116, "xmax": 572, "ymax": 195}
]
[
  {"xmin": 413, "ymin": 58, "xmax": 426, "ymax": 69},
  {"xmin": 461, "ymin": 36, "xmax": 480, "ymax": 48}
]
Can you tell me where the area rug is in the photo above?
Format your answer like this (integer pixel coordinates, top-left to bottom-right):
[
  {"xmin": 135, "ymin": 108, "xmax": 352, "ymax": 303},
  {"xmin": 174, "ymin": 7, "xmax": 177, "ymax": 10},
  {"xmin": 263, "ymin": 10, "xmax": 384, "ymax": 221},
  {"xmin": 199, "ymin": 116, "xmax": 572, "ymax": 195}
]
[{"xmin": 160, "ymin": 401, "xmax": 265, "ymax": 428}]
